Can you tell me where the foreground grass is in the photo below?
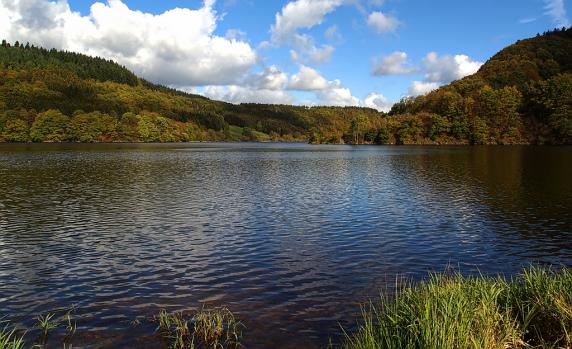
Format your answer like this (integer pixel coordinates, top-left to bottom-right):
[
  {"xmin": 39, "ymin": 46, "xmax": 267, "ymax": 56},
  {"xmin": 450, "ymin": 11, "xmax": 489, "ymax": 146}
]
[
  {"xmin": 0, "ymin": 320, "xmax": 25, "ymax": 349},
  {"xmin": 344, "ymin": 266, "xmax": 572, "ymax": 349}
]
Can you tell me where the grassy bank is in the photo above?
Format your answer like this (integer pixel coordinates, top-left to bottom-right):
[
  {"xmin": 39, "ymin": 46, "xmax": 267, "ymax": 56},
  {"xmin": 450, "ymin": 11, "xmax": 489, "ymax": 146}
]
[{"xmin": 344, "ymin": 266, "xmax": 572, "ymax": 349}]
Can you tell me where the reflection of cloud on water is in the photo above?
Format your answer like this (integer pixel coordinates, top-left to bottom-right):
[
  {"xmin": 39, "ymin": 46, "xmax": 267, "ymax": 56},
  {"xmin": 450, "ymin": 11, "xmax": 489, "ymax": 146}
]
[{"xmin": 0, "ymin": 144, "xmax": 571, "ymax": 347}]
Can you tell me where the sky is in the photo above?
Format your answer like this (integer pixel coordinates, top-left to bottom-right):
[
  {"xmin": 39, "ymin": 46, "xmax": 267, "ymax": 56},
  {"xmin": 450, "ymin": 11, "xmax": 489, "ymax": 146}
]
[{"xmin": 0, "ymin": 0, "xmax": 570, "ymax": 111}]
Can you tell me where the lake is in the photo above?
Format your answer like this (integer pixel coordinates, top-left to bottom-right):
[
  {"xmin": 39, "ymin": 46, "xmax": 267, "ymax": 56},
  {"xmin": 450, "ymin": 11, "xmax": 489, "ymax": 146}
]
[{"xmin": 1, "ymin": 143, "xmax": 571, "ymax": 348}]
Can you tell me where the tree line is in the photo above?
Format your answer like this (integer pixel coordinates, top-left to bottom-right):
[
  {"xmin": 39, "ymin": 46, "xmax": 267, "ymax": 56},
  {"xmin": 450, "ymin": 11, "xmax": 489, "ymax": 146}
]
[{"xmin": 1, "ymin": 28, "xmax": 571, "ymax": 144}]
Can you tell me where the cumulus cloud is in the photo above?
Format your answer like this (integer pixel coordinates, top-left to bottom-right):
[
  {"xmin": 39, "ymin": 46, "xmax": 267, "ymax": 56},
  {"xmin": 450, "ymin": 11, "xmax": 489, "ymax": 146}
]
[
  {"xmin": 225, "ymin": 28, "xmax": 248, "ymax": 41},
  {"xmin": 270, "ymin": 0, "xmax": 344, "ymax": 64},
  {"xmin": 544, "ymin": 0, "xmax": 570, "ymax": 27},
  {"xmin": 363, "ymin": 93, "xmax": 393, "ymax": 112},
  {"xmin": 408, "ymin": 81, "xmax": 440, "ymax": 96},
  {"xmin": 288, "ymin": 65, "xmax": 330, "ymax": 90},
  {"xmin": 0, "ymin": 0, "xmax": 257, "ymax": 86},
  {"xmin": 422, "ymin": 52, "xmax": 482, "ymax": 83},
  {"xmin": 289, "ymin": 33, "xmax": 335, "ymax": 64},
  {"xmin": 271, "ymin": 0, "xmax": 344, "ymax": 41},
  {"xmin": 316, "ymin": 80, "xmax": 360, "ymax": 106},
  {"xmin": 246, "ymin": 65, "xmax": 288, "ymax": 90},
  {"xmin": 207, "ymin": 63, "xmax": 378, "ymax": 109},
  {"xmin": 201, "ymin": 65, "xmax": 294, "ymax": 104},
  {"xmin": 402, "ymin": 52, "xmax": 481, "ymax": 96},
  {"xmin": 372, "ymin": 51, "xmax": 419, "ymax": 76},
  {"xmin": 203, "ymin": 85, "xmax": 295, "ymax": 105},
  {"xmin": 367, "ymin": 11, "xmax": 400, "ymax": 33},
  {"xmin": 287, "ymin": 65, "xmax": 361, "ymax": 106}
]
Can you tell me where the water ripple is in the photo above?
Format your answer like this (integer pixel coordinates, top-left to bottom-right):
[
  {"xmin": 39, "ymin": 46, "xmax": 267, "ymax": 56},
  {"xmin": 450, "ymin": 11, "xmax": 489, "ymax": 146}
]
[{"xmin": 0, "ymin": 143, "xmax": 571, "ymax": 348}]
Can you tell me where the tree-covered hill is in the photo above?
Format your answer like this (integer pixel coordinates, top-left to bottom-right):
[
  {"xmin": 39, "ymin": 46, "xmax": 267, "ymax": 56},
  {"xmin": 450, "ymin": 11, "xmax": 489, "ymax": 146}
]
[
  {"xmin": 0, "ymin": 40, "xmax": 384, "ymax": 143},
  {"xmin": 388, "ymin": 27, "xmax": 572, "ymax": 145},
  {"xmin": 0, "ymin": 40, "xmax": 139, "ymax": 86},
  {"xmin": 1, "ymin": 28, "xmax": 571, "ymax": 144}
]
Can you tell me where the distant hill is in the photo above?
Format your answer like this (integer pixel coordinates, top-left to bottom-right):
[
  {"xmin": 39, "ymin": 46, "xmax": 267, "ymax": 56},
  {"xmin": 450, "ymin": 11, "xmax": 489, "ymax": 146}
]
[
  {"xmin": 0, "ymin": 40, "xmax": 382, "ymax": 143},
  {"xmin": 388, "ymin": 27, "xmax": 572, "ymax": 144},
  {"xmin": 1, "ymin": 28, "xmax": 571, "ymax": 144}
]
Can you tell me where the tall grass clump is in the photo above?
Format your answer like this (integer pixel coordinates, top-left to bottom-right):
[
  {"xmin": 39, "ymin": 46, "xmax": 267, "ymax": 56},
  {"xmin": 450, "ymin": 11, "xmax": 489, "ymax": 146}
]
[
  {"xmin": 509, "ymin": 266, "xmax": 572, "ymax": 347},
  {"xmin": 0, "ymin": 320, "xmax": 25, "ymax": 349},
  {"xmin": 155, "ymin": 307, "xmax": 243, "ymax": 349},
  {"xmin": 344, "ymin": 266, "xmax": 572, "ymax": 349}
]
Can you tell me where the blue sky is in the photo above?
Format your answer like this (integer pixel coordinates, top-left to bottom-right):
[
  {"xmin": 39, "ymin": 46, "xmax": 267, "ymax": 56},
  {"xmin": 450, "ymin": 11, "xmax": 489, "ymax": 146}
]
[{"xmin": 1, "ymin": 0, "xmax": 569, "ymax": 110}]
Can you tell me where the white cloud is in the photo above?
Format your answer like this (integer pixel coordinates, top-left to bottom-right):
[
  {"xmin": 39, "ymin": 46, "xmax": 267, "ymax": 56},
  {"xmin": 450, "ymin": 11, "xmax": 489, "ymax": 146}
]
[
  {"xmin": 408, "ymin": 81, "xmax": 439, "ymax": 96},
  {"xmin": 205, "ymin": 61, "xmax": 381, "ymax": 109},
  {"xmin": 544, "ymin": 0, "xmax": 570, "ymax": 27},
  {"xmin": 0, "ymin": 0, "xmax": 257, "ymax": 87},
  {"xmin": 288, "ymin": 65, "xmax": 330, "ymax": 90},
  {"xmin": 401, "ymin": 52, "xmax": 481, "ymax": 97},
  {"xmin": 203, "ymin": 85, "xmax": 295, "ymax": 105},
  {"xmin": 270, "ymin": 0, "xmax": 344, "ymax": 64},
  {"xmin": 290, "ymin": 33, "xmax": 335, "ymax": 64},
  {"xmin": 316, "ymin": 80, "xmax": 360, "ymax": 106},
  {"xmin": 287, "ymin": 65, "xmax": 360, "ymax": 106},
  {"xmin": 422, "ymin": 52, "xmax": 482, "ymax": 84},
  {"xmin": 367, "ymin": 11, "xmax": 400, "ymax": 33},
  {"xmin": 246, "ymin": 65, "xmax": 288, "ymax": 90},
  {"xmin": 324, "ymin": 25, "xmax": 342, "ymax": 41},
  {"xmin": 363, "ymin": 93, "xmax": 393, "ymax": 112},
  {"xmin": 202, "ymin": 65, "xmax": 294, "ymax": 104},
  {"xmin": 271, "ymin": 0, "xmax": 344, "ymax": 41},
  {"xmin": 372, "ymin": 51, "xmax": 419, "ymax": 75},
  {"xmin": 225, "ymin": 28, "xmax": 248, "ymax": 41}
]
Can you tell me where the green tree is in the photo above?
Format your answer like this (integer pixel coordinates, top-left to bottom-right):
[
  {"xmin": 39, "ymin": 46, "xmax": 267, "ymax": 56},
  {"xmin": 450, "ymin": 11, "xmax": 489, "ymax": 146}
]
[
  {"xmin": 69, "ymin": 111, "xmax": 117, "ymax": 142},
  {"xmin": 137, "ymin": 113, "xmax": 161, "ymax": 142},
  {"xmin": 474, "ymin": 86, "xmax": 522, "ymax": 143},
  {"xmin": 3, "ymin": 119, "xmax": 29, "ymax": 142},
  {"xmin": 428, "ymin": 114, "xmax": 451, "ymax": 141},
  {"xmin": 374, "ymin": 126, "xmax": 390, "ymax": 144},
  {"xmin": 30, "ymin": 109, "xmax": 70, "ymax": 142},
  {"xmin": 470, "ymin": 117, "xmax": 489, "ymax": 145},
  {"xmin": 118, "ymin": 112, "xmax": 140, "ymax": 141},
  {"xmin": 528, "ymin": 73, "xmax": 572, "ymax": 143},
  {"xmin": 350, "ymin": 115, "xmax": 369, "ymax": 144},
  {"xmin": 396, "ymin": 116, "xmax": 422, "ymax": 144}
]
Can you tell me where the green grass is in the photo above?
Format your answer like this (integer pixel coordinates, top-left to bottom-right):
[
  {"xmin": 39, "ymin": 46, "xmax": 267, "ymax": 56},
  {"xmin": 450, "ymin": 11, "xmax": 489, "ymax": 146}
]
[
  {"xmin": 35, "ymin": 312, "xmax": 58, "ymax": 338},
  {"xmin": 227, "ymin": 126, "xmax": 245, "ymax": 140},
  {"xmin": 0, "ymin": 320, "xmax": 25, "ymax": 349},
  {"xmin": 343, "ymin": 266, "xmax": 572, "ymax": 349},
  {"xmin": 155, "ymin": 307, "xmax": 244, "ymax": 349}
]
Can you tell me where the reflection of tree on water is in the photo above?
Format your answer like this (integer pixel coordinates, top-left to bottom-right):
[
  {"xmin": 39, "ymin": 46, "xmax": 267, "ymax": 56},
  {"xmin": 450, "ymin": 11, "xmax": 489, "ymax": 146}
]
[
  {"xmin": 387, "ymin": 146, "xmax": 572, "ymax": 268},
  {"xmin": 1, "ymin": 144, "xmax": 572, "ymax": 348}
]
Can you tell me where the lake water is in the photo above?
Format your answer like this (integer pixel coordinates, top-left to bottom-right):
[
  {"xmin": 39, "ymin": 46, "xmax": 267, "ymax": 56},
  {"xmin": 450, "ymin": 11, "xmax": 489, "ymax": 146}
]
[{"xmin": 1, "ymin": 143, "xmax": 571, "ymax": 348}]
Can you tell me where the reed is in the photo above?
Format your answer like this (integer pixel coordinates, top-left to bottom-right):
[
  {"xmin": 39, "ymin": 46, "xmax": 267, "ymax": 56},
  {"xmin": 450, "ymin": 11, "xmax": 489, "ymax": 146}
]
[
  {"xmin": 343, "ymin": 266, "xmax": 572, "ymax": 349},
  {"xmin": 0, "ymin": 321, "xmax": 25, "ymax": 349},
  {"xmin": 35, "ymin": 312, "xmax": 58, "ymax": 338},
  {"xmin": 155, "ymin": 307, "xmax": 243, "ymax": 349}
]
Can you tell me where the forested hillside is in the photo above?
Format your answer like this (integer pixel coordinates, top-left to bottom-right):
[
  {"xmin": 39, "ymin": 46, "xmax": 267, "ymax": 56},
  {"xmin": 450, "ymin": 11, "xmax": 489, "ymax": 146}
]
[
  {"xmin": 1, "ymin": 28, "xmax": 571, "ymax": 144},
  {"xmin": 0, "ymin": 40, "xmax": 383, "ymax": 143},
  {"xmin": 387, "ymin": 27, "xmax": 572, "ymax": 145}
]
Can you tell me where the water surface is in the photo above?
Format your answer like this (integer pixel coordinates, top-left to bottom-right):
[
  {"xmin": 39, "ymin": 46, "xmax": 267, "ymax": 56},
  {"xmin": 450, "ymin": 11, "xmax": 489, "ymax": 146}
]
[{"xmin": 1, "ymin": 143, "xmax": 571, "ymax": 348}]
